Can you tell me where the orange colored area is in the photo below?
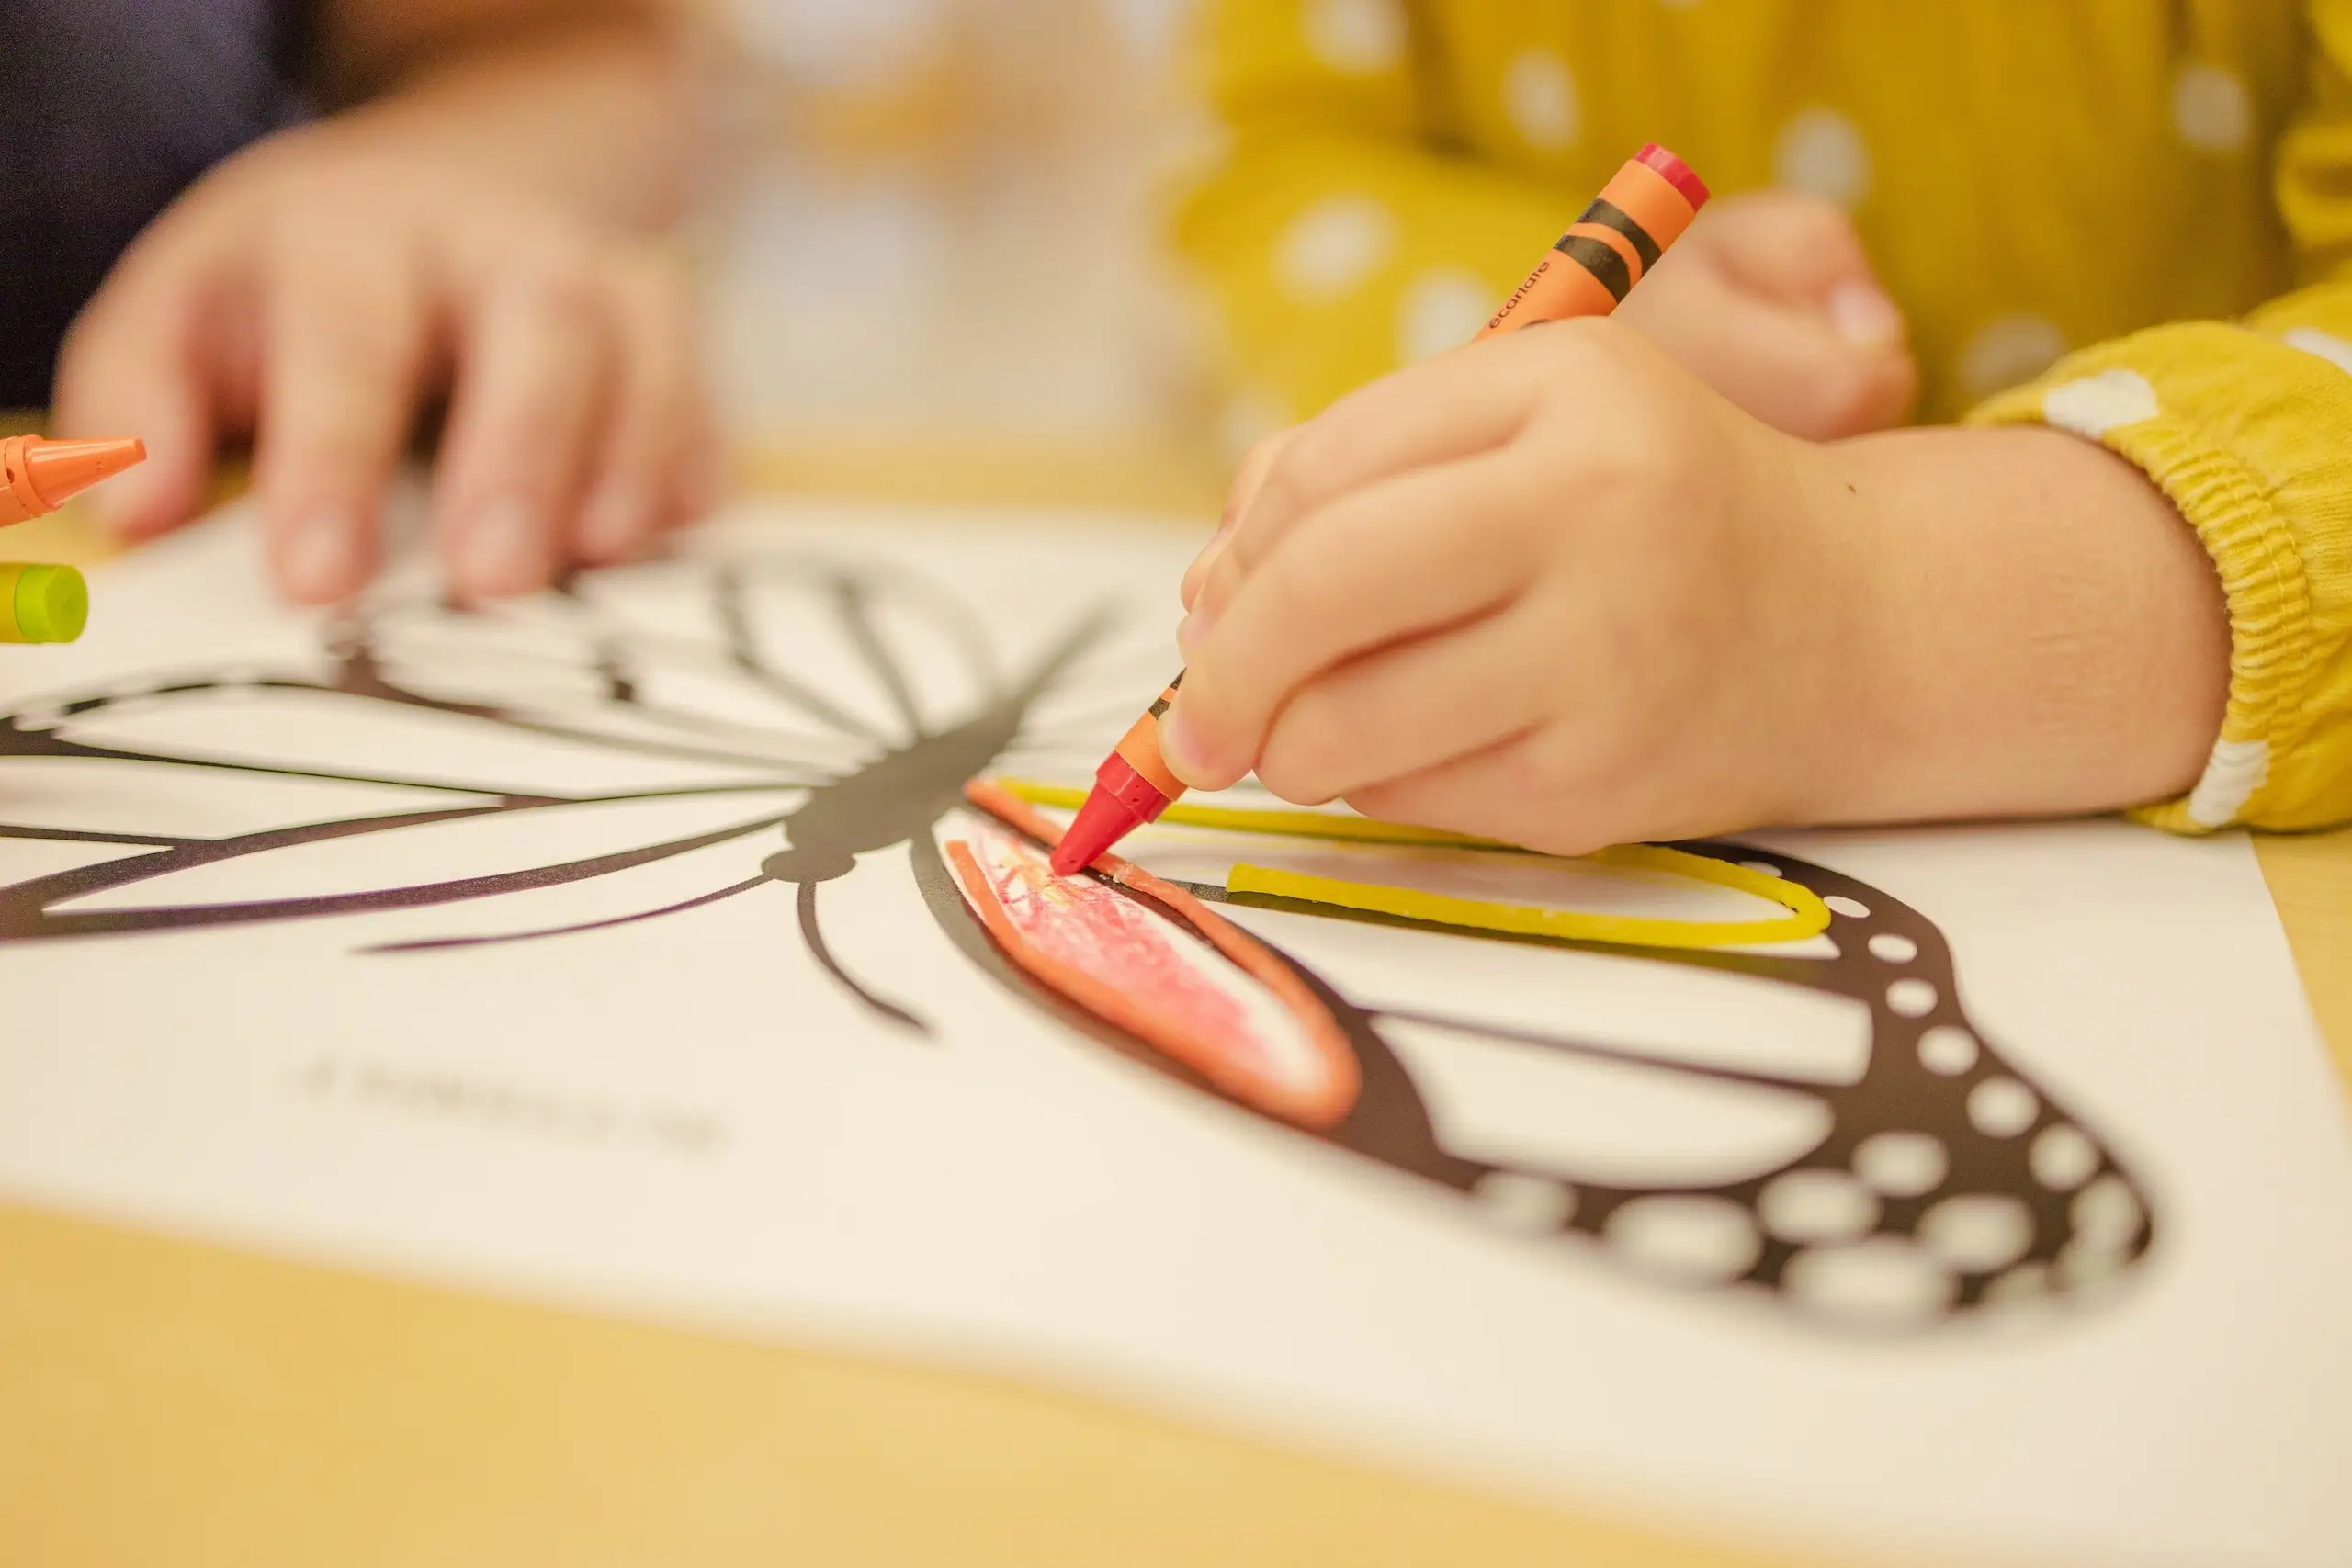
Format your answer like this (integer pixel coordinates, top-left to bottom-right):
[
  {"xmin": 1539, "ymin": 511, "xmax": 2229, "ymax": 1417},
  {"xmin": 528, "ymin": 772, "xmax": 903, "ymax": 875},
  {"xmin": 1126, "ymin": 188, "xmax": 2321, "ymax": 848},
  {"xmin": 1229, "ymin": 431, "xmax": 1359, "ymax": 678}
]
[
  {"xmin": 0, "ymin": 434, "xmax": 146, "ymax": 527},
  {"xmin": 959, "ymin": 777, "xmax": 1361, "ymax": 1130}
]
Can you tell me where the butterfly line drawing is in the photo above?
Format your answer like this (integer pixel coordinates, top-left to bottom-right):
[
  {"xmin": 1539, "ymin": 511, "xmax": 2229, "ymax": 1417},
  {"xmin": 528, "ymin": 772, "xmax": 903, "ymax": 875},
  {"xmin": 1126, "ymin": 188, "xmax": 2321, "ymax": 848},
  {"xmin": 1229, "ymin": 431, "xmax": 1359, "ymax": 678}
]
[{"xmin": 0, "ymin": 545, "xmax": 2154, "ymax": 1332}]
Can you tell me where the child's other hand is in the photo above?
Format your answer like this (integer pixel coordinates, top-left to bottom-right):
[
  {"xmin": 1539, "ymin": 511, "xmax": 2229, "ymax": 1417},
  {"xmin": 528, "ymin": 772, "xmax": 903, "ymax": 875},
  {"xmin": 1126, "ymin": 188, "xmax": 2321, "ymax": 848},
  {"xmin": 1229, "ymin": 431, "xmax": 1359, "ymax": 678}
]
[
  {"xmin": 1163, "ymin": 319, "xmax": 1866, "ymax": 854},
  {"xmin": 52, "ymin": 132, "xmax": 715, "ymax": 605},
  {"xmin": 1612, "ymin": 191, "xmax": 1917, "ymax": 441}
]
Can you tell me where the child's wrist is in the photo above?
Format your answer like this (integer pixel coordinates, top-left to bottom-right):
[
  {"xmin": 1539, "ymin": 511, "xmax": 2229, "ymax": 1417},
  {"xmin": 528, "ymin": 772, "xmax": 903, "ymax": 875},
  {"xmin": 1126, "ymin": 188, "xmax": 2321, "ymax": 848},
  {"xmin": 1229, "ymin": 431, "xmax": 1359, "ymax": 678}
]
[{"xmin": 1779, "ymin": 426, "xmax": 2229, "ymax": 828}]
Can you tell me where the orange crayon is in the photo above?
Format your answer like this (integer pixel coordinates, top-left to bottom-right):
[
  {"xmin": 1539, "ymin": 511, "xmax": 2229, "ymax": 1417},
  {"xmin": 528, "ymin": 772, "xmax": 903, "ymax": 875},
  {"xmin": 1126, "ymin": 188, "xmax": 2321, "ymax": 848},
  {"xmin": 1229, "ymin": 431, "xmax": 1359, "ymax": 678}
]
[
  {"xmin": 1050, "ymin": 145, "xmax": 1709, "ymax": 878},
  {"xmin": 1, "ymin": 434, "xmax": 148, "ymax": 528}
]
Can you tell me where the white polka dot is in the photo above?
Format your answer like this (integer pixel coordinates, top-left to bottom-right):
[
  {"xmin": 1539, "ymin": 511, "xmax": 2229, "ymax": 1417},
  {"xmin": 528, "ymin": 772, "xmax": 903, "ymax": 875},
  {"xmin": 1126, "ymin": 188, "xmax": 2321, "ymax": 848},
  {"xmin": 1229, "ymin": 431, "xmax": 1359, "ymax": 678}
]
[
  {"xmin": 1854, "ymin": 1131, "xmax": 1947, "ymax": 1198},
  {"xmin": 1396, "ymin": 268, "xmax": 1494, "ymax": 362},
  {"xmin": 1275, "ymin": 196, "xmax": 1397, "ymax": 301},
  {"xmin": 1921, "ymin": 1193, "xmax": 2035, "ymax": 1272},
  {"xmin": 1304, "ymin": 0, "xmax": 1404, "ymax": 73},
  {"xmin": 1759, "ymin": 1169, "xmax": 1880, "ymax": 1243},
  {"xmin": 1885, "ymin": 977, "xmax": 1938, "ymax": 1018},
  {"xmin": 1968, "ymin": 1077, "xmax": 2040, "ymax": 1139},
  {"xmin": 1785, "ymin": 1238, "xmax": 1955, "ymax": 1326},
  {"xmin": 1917, "ymin": 1025, "xmax": 1979, "ymax": 1077},
  {"xmin": 1774, "ymin": 107, "xmax": 1871, "ymax": 207},
  {"xmin": 2043, "ymin": 369, "xmax": 2158, "ymax": 439},
  {"xmin": 1605, "ymin": 1195, "xmax": 1761, "ymax": 1283},
  {"xmin": 1504, "ymin": 50, "xmax": 1581, "ymax": 150},
  {"xmin": 1825, "ymin": 895, "xmax": 1869, "ymax": 919},
  {"xmin": 2188, "ymin": 737, "xmax": 2269, "ymax": 829},
  {"xmin": 2173, "ymin": 63, "xmax": 2251, "ymax": 153},
  {"xmin": 1867, "ymin": 932, "xmax": 1917, "ymax": 964},
  {"xmin": 2283, "ymin": 326, "xmax": 2352, "ymax": 378},
  {"xmin": 1741, "ymin": 860, "xmax": 1783, "ymax": 877},
  {"xmin": 1960, "ymin": 314, "xmax": 2067, "ymax": 398},
  {"xmin": 2030, "ymin": 1124, "xmax": 2101, "ymax": 1191},
  {"xmin": 1473, "ymin": 1169, "xmax": 1577, "ymax": 1231}
]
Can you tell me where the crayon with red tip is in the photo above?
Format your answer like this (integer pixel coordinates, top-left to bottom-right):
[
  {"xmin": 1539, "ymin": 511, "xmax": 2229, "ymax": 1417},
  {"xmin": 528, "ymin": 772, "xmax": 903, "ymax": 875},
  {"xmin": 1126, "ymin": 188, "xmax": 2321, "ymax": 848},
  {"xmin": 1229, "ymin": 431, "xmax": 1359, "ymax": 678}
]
[{"xmin": 1049, "ymin": 144, "xmax": 1710, "ymax": 878}]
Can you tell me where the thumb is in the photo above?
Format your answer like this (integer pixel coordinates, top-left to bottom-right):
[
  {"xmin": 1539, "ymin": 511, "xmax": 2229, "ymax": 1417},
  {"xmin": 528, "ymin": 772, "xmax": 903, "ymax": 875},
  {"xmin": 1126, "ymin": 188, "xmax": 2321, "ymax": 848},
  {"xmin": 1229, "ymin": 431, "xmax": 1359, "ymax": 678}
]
[{"xmin": 50, "ymin": 267, "xmax": 228, "ymax": 540}]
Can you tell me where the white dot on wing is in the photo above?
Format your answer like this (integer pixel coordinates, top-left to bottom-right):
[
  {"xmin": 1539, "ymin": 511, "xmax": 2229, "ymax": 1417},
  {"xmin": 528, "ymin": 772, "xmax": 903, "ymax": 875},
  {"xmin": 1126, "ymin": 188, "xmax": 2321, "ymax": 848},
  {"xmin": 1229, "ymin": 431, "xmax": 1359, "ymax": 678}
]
[
  {"xmin": 1967, "ymin": 1077, "xmax": 2039, "ymax": 1139},
  {"xmin": 1605, "ymin": 1195, "xmax": 1761, "ymax": 1282}
]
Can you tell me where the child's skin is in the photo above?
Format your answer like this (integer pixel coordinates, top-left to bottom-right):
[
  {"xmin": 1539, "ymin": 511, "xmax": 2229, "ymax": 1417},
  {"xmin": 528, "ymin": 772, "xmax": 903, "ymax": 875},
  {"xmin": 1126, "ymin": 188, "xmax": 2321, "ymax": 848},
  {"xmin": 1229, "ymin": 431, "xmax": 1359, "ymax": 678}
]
[
  {"xmin": 1164, "ymin": 194, "xmax": 2230, "ymax": 846},
  {"xmin": 51, "ymin": 0, "xmax": 711, "ymax": 606}
]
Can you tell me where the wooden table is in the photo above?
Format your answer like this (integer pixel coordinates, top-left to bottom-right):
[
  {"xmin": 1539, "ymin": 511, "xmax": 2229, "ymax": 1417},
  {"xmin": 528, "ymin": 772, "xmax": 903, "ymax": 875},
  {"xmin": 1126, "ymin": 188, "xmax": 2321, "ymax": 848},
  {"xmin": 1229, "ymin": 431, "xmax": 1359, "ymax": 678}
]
[{"xmin": 3, "ymin": 467, "xmax": 2346, "ymax": 1568}]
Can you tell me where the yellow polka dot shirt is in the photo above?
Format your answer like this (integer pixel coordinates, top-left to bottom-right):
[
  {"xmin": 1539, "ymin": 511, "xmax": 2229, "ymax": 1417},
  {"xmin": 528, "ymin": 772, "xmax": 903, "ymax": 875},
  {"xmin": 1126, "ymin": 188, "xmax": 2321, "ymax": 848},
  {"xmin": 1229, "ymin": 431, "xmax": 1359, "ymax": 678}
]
[{"xmin": 1171, "ymin": 0, "xmax": 2352, "ymax": 833}]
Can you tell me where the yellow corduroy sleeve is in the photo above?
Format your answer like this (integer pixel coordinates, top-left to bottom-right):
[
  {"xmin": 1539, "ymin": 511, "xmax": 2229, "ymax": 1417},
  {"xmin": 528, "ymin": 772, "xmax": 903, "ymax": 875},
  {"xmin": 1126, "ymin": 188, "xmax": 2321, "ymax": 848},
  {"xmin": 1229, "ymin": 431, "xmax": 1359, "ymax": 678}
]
[
  {"xmin": 1171, "ymin": 0, "xmax": 1569, "ymax": 423},
  {"xmin": 1968, "ymin": 3, "xmax": 2352, "ymax": 832}
]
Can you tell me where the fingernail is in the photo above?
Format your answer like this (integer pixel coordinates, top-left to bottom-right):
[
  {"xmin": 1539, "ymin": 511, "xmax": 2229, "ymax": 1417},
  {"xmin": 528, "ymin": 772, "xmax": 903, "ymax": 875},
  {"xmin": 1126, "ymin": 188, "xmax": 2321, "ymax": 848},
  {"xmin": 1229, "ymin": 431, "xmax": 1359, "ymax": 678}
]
[
  {"xmin": 1827, "ymin": 281, "xmax": 1905, "ymax": 348},
  {"xmin": 283, "ymin": 509, "xmax": 362, "ymax": 601},
  {"xmin": 1158, "ymin": 705, "xmax": 1215, "ymax": 785},
  {"xmin": 579, "ymin": 485, "xmax": 650, "ymax": 561},
  {"xmin": 458, "ymin": 496, "xmax": 552, "ymax": 597}
]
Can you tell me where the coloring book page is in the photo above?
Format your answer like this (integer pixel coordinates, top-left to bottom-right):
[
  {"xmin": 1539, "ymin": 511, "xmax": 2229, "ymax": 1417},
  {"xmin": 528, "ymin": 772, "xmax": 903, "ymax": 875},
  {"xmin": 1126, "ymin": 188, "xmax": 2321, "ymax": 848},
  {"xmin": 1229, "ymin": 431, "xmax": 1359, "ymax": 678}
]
[{"xmin": 0, "ymin": 501, "xmax": 2346, "ymax": 1567}]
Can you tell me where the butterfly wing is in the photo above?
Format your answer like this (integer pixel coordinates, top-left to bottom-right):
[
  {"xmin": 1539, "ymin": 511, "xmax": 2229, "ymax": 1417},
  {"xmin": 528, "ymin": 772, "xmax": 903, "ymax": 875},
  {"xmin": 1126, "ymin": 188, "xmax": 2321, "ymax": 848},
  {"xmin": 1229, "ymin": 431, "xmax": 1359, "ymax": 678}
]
[{"xmin": 925, "ymin": 799, "xmax": 2154, "ymax": 1333}]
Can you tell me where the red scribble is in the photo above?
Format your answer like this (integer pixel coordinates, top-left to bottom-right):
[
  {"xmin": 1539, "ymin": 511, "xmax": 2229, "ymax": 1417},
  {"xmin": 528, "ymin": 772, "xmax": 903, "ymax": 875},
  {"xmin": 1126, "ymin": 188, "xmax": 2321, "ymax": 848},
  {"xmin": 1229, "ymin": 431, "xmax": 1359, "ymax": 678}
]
[{"xmin": 952, "ymin": 777, "xmax": 1361, "ymax": 1130}]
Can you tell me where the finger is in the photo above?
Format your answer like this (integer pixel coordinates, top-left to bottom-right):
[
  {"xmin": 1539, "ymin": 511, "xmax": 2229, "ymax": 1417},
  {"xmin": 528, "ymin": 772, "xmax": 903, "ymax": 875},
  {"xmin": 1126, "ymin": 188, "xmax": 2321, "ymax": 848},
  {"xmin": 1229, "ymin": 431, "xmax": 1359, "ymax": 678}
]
[
  {"xmin": 1182, "ymin": 426, "xmax": 1296, "ymax": 610},
  {"xmin": 1652, "ymin": 276, "xmax": 1915, "ymax": 441},
  {"xmin": 1207, "ymin": 330, "xmax": 1563, "ymax": 588},
  {"xmin": 575, "ymin": 254, "xmax": 706, "ymax": 564},
  {"xmin": 1252, "ymin": 604, "xmax": 1550, "ymax": 806},
  {"xmin": 1346, "ymin": 727, "xmax": 1621, "ymax": 859},
  {"xmin": 1718, "ymin": 298, "xmax": 1917, "ymax": 439},
  {"xmin": 254, "ymin": 228, "xmax": 429, "ymax": 603},
  {"xmin": 432, "ymin": 259, "xmax": 615, "ymax": 600},
  {"xmin": 1700, "ymin": 190, "xmax": 1884, "ymax": 309},
  {"xmin": 50, "ymin": 259, "xmax": 227, "ymax": 541},
  {"xmin": 1164, "ymin": 451, "xmax": 1539, "ymax": 789}
]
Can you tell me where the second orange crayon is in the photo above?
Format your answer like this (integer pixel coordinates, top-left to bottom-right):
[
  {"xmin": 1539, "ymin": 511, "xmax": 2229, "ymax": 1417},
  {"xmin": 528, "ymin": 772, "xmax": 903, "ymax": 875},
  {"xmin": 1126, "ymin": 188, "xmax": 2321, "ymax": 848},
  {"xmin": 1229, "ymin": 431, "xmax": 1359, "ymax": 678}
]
[{"xmin": 1050, "ymin": 144, "xmax": 1711, "ymax": 877}]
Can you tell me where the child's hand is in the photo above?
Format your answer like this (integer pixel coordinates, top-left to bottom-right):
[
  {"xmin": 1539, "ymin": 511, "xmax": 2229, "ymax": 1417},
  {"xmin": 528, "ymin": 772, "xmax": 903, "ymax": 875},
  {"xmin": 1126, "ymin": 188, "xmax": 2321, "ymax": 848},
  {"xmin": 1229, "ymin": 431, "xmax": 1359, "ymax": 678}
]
[
  {"xmin": 52, "ymin": 130, "xmax": 715, "ymax": 605},
  {"xmin": 1612, "ymin": 191, "xmax": 1917, "ymax": 442},
  {"xmin": 1165, "ymin": 318, "xmax": 2228, "ymax": 852},
  {"xmin": 1166, "ymin": 320, "xmax": 1850, "ymax": 853}
]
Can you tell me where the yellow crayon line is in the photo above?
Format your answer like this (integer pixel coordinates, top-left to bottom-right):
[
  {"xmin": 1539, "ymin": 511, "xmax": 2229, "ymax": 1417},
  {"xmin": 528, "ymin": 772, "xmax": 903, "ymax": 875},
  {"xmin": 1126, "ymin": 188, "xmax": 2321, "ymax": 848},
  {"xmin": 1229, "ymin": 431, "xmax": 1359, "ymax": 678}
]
[
  {"xmin": 991, "ymin": 779, "xmax": 1502, "ymax": 849},
  {"xmin": 988, "ymin": 777, "xmax": 1830, "ymax": 950},
  {"xmin": 1229, "ymin": 850, "xmax": 1828, "ymax": 951}
]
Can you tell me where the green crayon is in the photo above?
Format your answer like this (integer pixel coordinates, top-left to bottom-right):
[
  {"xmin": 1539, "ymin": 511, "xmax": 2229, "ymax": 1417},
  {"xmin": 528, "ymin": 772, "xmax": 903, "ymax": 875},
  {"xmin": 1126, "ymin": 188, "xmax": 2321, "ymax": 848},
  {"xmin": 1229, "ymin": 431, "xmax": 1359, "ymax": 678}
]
[{"xmin": 0, "ymin": 562, "xmax": 89, "ymax": 644}]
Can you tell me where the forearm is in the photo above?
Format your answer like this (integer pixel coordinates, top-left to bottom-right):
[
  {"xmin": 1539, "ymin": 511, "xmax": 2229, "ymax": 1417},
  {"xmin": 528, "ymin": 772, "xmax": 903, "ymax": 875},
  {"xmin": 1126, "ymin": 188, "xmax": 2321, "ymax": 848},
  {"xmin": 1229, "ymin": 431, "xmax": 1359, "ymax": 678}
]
[
  {"xmin": 311, "ymin": 9, "xmax": 695, "ymax": 231},
  {"xmin": 1809, "ymin": 425, "xmax": 2229, "ymax": 825}
]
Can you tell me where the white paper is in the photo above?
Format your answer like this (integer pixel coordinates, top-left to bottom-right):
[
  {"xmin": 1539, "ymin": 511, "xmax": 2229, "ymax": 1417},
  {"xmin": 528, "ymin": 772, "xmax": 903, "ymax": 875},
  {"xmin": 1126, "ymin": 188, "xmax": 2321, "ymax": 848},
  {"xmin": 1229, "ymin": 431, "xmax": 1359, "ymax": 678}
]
[{"xmin": 1, "ymin": 501, "xmax": 2346, "ymax": 1567}]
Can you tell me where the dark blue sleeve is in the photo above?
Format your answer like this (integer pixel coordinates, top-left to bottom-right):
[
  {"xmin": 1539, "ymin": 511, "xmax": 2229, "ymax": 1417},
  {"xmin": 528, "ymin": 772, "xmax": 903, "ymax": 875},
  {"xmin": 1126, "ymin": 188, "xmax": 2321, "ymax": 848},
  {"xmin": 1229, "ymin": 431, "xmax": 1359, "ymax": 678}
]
[{"xmin": 0, "ymin": 0, "xmax": 314, "ymax": 408}]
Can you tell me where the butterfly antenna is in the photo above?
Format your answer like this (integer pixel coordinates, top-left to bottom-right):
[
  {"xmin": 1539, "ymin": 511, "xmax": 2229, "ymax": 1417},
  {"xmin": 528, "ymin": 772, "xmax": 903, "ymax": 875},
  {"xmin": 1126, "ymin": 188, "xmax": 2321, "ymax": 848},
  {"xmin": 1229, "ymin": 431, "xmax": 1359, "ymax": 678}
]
[{"xmin": 796, "ymin": 879, "xmax": 927, "ymax": 1032}]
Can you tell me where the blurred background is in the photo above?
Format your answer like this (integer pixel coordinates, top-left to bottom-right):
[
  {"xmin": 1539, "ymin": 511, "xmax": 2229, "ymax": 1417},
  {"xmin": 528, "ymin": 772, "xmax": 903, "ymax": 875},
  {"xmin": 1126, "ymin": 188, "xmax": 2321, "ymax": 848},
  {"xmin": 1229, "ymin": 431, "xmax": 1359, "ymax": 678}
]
[{"xmin": 697, "ymin": 0, "xmax": 1231, "ymax": 515}]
